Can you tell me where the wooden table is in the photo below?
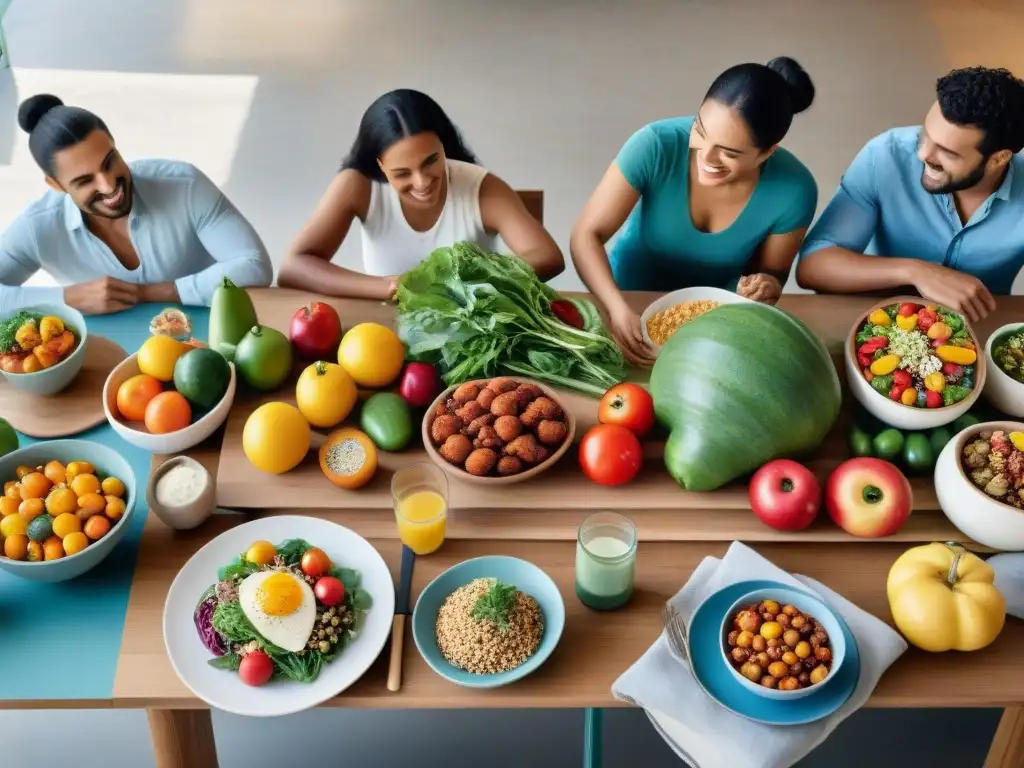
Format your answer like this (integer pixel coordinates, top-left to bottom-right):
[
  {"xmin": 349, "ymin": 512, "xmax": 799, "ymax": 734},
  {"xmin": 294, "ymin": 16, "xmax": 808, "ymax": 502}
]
[{"xmin": 105, "ymin": 291, "xmax": 1024, "ymax": 767}]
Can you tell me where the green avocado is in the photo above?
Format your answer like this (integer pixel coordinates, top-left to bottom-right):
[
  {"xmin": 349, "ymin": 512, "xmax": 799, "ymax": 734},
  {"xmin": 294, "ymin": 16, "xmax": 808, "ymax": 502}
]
[
  {"xmin": 902, "ymin": 432, "xmax": 935, "ymax": 474},
  {"xmin": 848, "ymin": 425, "xmax": 874, "ymax": 458},
  {"xmin": 360, "ymin": 392, "xmax": 413, "ymax": 452},
  {"xmin": 872, "ymin": 428, "xmax": 905, "ymax": 461},
  {"xmin": 173, "ymin": 348, "xmax": 231, "ymax": 409}
]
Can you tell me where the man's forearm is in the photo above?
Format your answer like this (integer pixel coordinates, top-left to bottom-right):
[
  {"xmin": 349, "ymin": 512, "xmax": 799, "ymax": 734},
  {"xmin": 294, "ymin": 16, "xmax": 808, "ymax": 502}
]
[
  {"xmin": 796, "ymin": 247, "xmax": 919, "ymax": 294},
  {"xmin": 139, "ymin": 282, "xmax": 181, "ymax": 304}
]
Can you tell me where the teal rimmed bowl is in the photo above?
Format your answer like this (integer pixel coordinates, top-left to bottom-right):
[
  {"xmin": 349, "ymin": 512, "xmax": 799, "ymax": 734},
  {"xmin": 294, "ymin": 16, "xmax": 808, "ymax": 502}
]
[
  {"xmin": 412, "ymin": 556, "xmax": 565, "ymax": 688},
  {"xmin": 0, "ymin": 440, "xmax": 137, "ymax": 582},
  {"xmin": 0, "ymin": 303, "xmax": 88, "ymax": 396}
]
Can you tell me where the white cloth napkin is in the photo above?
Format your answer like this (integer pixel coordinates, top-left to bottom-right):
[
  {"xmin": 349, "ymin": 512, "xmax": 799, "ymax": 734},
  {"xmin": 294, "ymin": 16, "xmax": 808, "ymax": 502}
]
[{"xmin": 612, "ymin": 541, "xmax": 908, "ymax": 768}]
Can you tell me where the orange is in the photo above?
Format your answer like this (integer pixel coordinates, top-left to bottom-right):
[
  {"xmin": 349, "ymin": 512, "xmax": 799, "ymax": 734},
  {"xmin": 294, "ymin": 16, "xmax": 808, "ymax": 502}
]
[
  {"xmin": 63, "ymin": 531, "xmax": 89, "ymax": 555},
  {"xmin": 43, "ymin": 461, "xmax": 66, "ymax": 485},
  {"xmin": 52, "ymin": 512, "xmax": 82, "ymax": 539},
  {"xmin": 77, "ymin": 493, "xmax": 106, "ymax": 518},
  {"xmin": 4, "ymin": 534, "xmax": 28, "ymax": 560},
  {"xmin": 100, "ymin": 477, "xmax": 125, "ymax": 498},
  {"xmin": 105, "ymin": 496, "xmax": 126, "ymax": 521},
  {"xmin": 18, "ymin": 497, "xmax": 44, "ymax": 522},
  {"xmin": 0, "ymin": 496, "xmax": 19, "ymax": 517},
  {"xmin": 45, "ymin": 487, "xmax": 78, "ymax": 517},
  {"xmin": 144, "ymin": 391, "xmax": 192, "ymax": 434},
  {"xmin": 337, "ymin": 323, "xmax": 405, "ymax": 388},
  {"xmin": 84, "ymin": 515, "xmax": 111, "ymax": 540},
  {"xmin": 19, "ymin": 472, "xmax": 51, "ymax": 500},
  {"xmin": 70, "ymin": 473, "xmax": 101, "ymax": 497},
  {"xmin": 43, "ymin": 536, "xmax": 64, "ymax": 560},
  {"xmin": 116, "ymin": 373, "xmax": 163, "ymax": 422}
]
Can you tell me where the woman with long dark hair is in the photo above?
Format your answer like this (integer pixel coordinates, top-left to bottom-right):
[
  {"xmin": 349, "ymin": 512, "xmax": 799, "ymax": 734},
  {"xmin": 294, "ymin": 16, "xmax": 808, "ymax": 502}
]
[
  {"xmin": 570, "ymin": 57, "xmax": 819, "ymax": 365},
  {"xmin": 278, "ymin": 89, "xmax": 563, "ymax": 299}
]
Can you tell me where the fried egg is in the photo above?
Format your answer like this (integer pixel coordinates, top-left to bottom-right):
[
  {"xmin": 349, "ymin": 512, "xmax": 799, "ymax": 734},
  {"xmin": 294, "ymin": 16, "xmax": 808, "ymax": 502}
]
[{"xmin": 239, "ymin": 570, "xmax": 316, "ymax": 653}]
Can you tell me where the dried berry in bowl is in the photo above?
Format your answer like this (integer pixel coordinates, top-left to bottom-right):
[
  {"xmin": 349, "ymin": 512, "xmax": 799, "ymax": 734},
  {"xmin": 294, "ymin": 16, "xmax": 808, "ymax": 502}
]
[{"xmin": 960, "ymin": 429, "xmax": 1024, "ymax": 511}]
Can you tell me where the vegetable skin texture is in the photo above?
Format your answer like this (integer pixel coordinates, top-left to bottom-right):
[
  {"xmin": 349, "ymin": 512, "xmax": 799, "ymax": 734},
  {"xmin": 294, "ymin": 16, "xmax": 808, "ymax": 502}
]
[
  {"xmin": 649, "ymin": 302, "xmax": 841, "ymax": 491},
  {"xmin": 395, "ymin": 242, "xmax": 625, "ymax": 398}
]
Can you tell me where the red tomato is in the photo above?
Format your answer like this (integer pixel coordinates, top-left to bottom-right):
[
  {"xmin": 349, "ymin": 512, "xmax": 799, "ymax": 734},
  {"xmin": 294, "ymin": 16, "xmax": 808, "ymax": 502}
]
[
  {"xmin": 748, "ymin": 459, "xmax": 821, "ymax": 532},
  {"xmin": 314, "ymin": 576, "xmax": 345, "ymax": 606},
  {"xmin": 825, "ymin": 457, "xmax": 912, "ymax": 538},
  {"xmin": 239, "ymin": 650, "xmax": 274, "ymax": 686},
  {"xmin": 598, "ymin": 383, "xmax": 655, "ymax": 437},
  {"xmin": 897, "ymin": 303, "xmax": 921, "ymax": 317},
  {"xmin": 578, "ymin": 424, "xmax": 643, "ymax": 486},
  {"xmin": 300, "ymin": 547, "xmax": 332, "ymax": 578}
]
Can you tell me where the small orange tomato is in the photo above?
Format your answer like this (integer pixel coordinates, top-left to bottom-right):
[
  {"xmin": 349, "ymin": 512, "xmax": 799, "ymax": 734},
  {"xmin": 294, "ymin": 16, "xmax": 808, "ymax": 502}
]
[
  {"xmin": 84, "ymin": 515, "xmax": 111, "ymax": 540},
  {"xmin": 26, "ymin": 539, "xmax": 44, "ymax": 561},
  {"xmin": 144, "ymin": 391, "xmax": 192, "ymax": 434},
  {"xmin": 4, "ymin": 534, "xmax": 29, "ymax": 560},
  {"xmin": 77, "ymin": 492, "xmax": 107, "ymax": 518},
  {"xmin": 14, "ymin": 465, "xmax": 34, "ymax": 480},
  {"xmin": 4, "ymin": 482, "xmax": 22, "ymax": 500},
  {"xmin": 116, "ymin": 373, "xmax": 164, "ymax": 422},
  {"xmin": 70, "ymin": 473, "xmax": 101, "ymax": 497},
  {"xmin": 0, "ymin": 496, "xmax": 20, "ymax": 517},
  {"xmin": 18, "ymin": 497, "xmax": 44, "ymax": 522},
  {"xmin": 300, "ymin": 547, "xmax": 332, "ymax": 578},
  {"xmin": 42, "ymin": 536, "xmax": 65, "ymax": 560},
  {"xmin": 45, "ymin": 487, "xmax": 79, "ymax": 517},
  {"xmin": 65, "ymin": 461, "xmax": 96, "ymax": 483},
  {"xmin": 63, "ymin": 531, "xmax": 89, "ymax": 555},
  {"xmin": 19, "ymin": 472, "xmax": 51, "ymax": 500},
  {"xmin": 105, "ymin": 496, "xmax": 127, "ymax": 521},
  {"xmin": 43, "ymin": 460, "xmax": 66, "ymax": 485}
]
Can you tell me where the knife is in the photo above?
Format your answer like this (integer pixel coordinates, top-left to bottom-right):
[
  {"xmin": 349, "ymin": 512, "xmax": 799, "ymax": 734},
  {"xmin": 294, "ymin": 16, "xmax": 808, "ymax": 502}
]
[{"xmin": 387, "ymin": 545, "xmax": 415, "ymax": 692}]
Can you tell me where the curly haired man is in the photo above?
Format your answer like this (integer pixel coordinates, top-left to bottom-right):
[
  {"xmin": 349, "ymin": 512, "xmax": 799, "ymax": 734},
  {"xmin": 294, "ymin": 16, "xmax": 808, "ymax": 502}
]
[{"xmin": 797, "ymin": 66, "xmax": 1024, "ymax": 321}]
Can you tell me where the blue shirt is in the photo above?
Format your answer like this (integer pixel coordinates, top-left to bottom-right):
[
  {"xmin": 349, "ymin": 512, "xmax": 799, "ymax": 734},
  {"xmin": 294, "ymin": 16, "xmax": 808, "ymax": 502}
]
[
  {"xmin": 799, "ymin": 126, "xmax": 1024, "ymax": 294},
  {"xmin": 609, "ymin": 116, "xmax": 817, "ymax": 291},
  {"xmin": 0, "ymin": 159, "xmax": 273, "ymax": 315}
]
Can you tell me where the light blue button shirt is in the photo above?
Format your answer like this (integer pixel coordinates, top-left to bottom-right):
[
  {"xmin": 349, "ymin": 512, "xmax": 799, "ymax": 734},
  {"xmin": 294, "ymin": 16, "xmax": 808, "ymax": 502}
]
[
  {"xmin": 799, "ymin": 126, "xmax": 1024, "ymax": 294},
  {"xmin": 0, "ymin": 159, "xmax": 273, "ymax": 315}
]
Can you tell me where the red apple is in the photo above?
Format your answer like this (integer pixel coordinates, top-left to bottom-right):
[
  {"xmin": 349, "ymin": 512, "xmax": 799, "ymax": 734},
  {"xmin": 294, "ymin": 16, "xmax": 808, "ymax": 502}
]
[
  {"xmin": 289, "ymin": 302, "xmax": 342, "ymax": 360},
  {"xmin": 825, "ymin": 457, "xmax": 912, "ymax": 538},
  {"xmin": 399, "ymin": 362, "xmax": 442, "ymax": 408},
  {"xmin": 749, "ymin": 459, "xmax": 821, "ymax": 532}
]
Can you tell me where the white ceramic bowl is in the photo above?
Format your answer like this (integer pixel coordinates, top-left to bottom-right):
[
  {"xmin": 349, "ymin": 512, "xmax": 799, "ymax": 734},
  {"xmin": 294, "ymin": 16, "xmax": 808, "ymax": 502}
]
[
  {"xmin": 640, "ymin": 287, "xmax": 753, "ymax": 352},
  {"xmin": 103, "ymin": 353, "xmax": 236, "ymax": 453},
  {"xmin": 845, "ymin": 296, "xmax": 984, "ymax": 430},
  {"xmin": 935, "ymin": 421, "xmax": 1024, "ymax": 551},
  {"xmin": 0, "ymin": 303, "xmax": 88, "ymax": 396},
  {"xmin": 984, "ymin": 323, "xmax": 1024, "ymax": 418},
  {"xmin": 721, "ymin": 586, "xmax": 847, "ymax": 700}
]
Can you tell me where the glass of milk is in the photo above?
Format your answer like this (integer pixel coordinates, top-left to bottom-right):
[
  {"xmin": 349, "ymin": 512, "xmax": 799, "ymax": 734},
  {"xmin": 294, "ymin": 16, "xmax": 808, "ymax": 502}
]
[{"xmin": 575, "ymin": 511, "xmax": 637, "ymax": 610}]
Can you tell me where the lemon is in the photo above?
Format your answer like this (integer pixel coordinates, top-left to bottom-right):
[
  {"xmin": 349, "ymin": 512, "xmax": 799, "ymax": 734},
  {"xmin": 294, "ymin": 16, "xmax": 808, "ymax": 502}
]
[
  {"xmin": 338, "ymin": 323, "xmax": 405, "ymax": 388},
  {"xmin": 137, "ymin": 335, "xmax": 190, "ymax": 382},
  {"xmin": 242, "ymin": 402, "xmax": 310, "ymax": 474}
]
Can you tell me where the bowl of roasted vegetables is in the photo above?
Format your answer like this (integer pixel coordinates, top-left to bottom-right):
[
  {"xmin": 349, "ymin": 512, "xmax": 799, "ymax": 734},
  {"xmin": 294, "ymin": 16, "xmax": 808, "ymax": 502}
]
[
  {"xmin": 984, "ymin": 324, "xmax": 1024, "ymax": 418},
  {"xmin": 0, "ymin": 304, "xmax": 87, "ymax": 396},
  {"xmin": 845, "ymin": 297, "xmax": 984, "ymax": 430}
]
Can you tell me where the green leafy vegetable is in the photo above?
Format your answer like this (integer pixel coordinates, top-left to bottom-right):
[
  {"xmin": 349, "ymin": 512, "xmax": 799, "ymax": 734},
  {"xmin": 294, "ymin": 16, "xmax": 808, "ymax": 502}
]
[
  {"xmin": 218, "ymin": 557, "xmax": 259, "ymax": 582},
  {"xmin": 276, "ymin": 538, "xmax": 312, "ymax": 566},
  {"xmin": 870, "ymin": 374, "xmax": 894, "ymax": 395},
  {"xmin": 942, "ymin": 385, "xmax": 971, "ymax": 406},
  {"xmin": 208, "ymin": 653, "xmax": 242, "ymax": 671},
  {"xmin": 0, "ymin": 311, "xmax": 38, "ymax": 352},
  {"xmin": 470, "ymin": 580, "xmax": 518, "ymax": 633},
  {"xmin": 396, "ymin": 242, "xmax": 625, "ymax": 398},
  {"xmin": 939, "ymin": 311, "xmax": 969, "ymax": 340}
]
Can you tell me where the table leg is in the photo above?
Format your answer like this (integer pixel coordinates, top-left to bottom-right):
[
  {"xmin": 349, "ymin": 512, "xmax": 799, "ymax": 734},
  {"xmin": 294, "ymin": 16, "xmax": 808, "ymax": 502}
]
[
  {"xmin": 985, "ymin": 706, "xmax": 1024, "ymax": 768},
  {"xmin": 147, "ymin": 708, "xmax": 219, "ymax": 768},
  {"xmin": 584, "ymin": 707, "xmax": 603, "ymax": 768}
]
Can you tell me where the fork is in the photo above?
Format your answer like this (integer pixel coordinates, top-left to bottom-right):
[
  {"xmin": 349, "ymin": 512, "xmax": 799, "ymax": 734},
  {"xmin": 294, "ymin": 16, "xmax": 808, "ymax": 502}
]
[{"xmin": 661, "ymin": 601, "xmax": 690, "ymax": 663}]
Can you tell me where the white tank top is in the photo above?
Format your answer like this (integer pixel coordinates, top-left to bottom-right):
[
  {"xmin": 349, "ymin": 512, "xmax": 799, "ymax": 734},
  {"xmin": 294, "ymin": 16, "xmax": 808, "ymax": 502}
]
[{"xmin": 359, "ymin": 159, "xmax": 498, "ymax": 275}]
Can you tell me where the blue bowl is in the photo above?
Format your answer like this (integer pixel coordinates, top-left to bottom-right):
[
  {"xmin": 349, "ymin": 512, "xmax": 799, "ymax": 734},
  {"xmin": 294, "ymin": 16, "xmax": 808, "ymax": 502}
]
[
  {"xmin": 0, "ymin": 303, "xmax": 89, "ymax": 396},
  {"xmin": 412, "ymin": 555, "xmax": 565, "ymax": 688},
  {"xmin": 0, "ymin": 440, "xmax": 137, "ymax": 582},
  {"xmin": 721, "ymin": 585, "xmax": 848, "ymax": 700}
]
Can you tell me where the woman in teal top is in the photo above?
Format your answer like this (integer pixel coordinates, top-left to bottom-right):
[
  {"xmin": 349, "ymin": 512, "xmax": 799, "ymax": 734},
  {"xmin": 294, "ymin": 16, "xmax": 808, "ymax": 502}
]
[{"xmin": 570, "ymin": 57, "xmax": 819, "ymax": 364}]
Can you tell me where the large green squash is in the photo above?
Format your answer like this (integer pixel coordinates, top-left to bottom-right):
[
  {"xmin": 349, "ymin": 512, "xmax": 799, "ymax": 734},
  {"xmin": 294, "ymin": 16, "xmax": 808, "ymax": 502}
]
[{"xmin": 649, "ymin": 302, "xmax": 841, "ymax": 491}]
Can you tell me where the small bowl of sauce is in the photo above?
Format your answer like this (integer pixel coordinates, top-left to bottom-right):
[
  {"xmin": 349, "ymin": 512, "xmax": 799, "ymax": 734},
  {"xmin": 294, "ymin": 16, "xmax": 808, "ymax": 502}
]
[{"xmin": 146, "ymin": 456, "xmax": 215, "ymax": 530}]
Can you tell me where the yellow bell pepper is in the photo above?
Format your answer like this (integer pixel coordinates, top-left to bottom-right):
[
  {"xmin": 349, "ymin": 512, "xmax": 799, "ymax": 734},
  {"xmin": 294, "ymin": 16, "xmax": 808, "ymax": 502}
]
[
  {"xmin": 1010, "ymin": 432, "xmax": 1024, "ymax": 452},
  {"xmin": 936, "ymin": 345, "xmax": 977, "ymax": 366},
  {"xmin": 887, "ymin": 542, "xmax": 1006, "ymax": 652},
  {"xmin": 38, "ymin": 316, "xmax": 65, "ymax": 343},
  {"xmin": 895, "ymin": 313, "xmax": 918, "ymax": 331},
  {"xmin": 868, "ymin": 308, "xmax": 891, "ymax": 326},
  {"xmin": 869, "ymin": 354, "xmax": 901, "ymax": 376},
  {"xmin": 926, "ymin": 321, "xmax": 951, "ymax": 340},
  {"xmin": 924, "ymin": 372, "xmax": 945, "ymax": 392},
  {"xmin": 900, "ymin": 387, "xmax": 916, "ymax": 405}
]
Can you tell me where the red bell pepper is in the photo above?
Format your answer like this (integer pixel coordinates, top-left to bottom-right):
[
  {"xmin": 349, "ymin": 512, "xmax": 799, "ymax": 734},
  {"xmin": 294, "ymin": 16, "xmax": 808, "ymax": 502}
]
[
  {"xmin": 898, "ymin": 303, "xmax": 921, "ymax": 317},
  {"xmin": 916, "ymin": 308, "xmax": 938, "ymax": 331},
  {"xmin": 550, "ymin": 299, "xmax": 584, "ymax": 329},
  {"xmin": 893, "ymin": 370, "xmax": 912, "ymax": 388}
]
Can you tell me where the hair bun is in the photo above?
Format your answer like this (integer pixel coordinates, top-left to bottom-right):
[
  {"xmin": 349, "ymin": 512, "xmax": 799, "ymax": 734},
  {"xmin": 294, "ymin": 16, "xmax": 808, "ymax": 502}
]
[
  {"xmin": 767, "ymin": 57, "xmax": 815, "ymax": 114},
  {"xmin": 17, "ymin": 94, "xmax": 64, "ymax": 133}
]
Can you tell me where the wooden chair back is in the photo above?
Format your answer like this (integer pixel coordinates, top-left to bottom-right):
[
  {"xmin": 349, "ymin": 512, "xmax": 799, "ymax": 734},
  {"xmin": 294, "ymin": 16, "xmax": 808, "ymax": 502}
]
[{"xmin": 516, "ymin": 190, "xmax": 544, "ymax": 224}]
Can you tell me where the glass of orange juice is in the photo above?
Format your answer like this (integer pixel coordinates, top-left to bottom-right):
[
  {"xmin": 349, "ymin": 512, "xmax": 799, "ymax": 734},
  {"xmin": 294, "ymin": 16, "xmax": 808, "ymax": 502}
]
[{"xmin": 391, "ymin": 463, "xmax": 448, "ymax": 555}]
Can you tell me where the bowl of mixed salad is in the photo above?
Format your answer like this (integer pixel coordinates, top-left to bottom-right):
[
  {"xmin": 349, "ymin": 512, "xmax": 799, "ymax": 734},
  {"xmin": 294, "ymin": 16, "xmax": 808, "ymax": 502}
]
[
  {"xmin": 0, "ymin": 303, "xmax": 88, "ymax": 396},
  {"xmin": 985, "ymin": 324, "xmax": 1024, "ymax": 418},
  {"xmin": 163, "ymin": 516, "xmax": 394, "ymax": 717},
  {"xmin": 846, "ymin": 298, "xmax": 985, "ymax": 430}
]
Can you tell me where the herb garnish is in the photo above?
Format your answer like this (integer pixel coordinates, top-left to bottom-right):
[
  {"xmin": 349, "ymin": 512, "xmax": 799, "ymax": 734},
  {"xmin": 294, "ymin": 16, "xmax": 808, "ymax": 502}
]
[
  {"xmin": 0, "ymin": 311, "xmax": 37, "ymax": 352},
  {"xmin": 470, "ymin": 579, "xmax": 518, "ymax": 632}
]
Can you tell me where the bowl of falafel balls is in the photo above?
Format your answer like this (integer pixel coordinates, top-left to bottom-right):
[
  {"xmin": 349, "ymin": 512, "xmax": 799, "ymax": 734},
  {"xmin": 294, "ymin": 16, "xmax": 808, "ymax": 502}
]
[{"xmin": 422, "ymin": 377, "xmax": 576, "ymax": 485}]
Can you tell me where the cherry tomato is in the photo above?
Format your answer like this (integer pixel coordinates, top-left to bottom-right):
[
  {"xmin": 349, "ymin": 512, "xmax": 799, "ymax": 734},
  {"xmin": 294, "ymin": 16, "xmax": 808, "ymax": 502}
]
[
  {"xmin": 238, "ymin": 650, "xmax": 274, "ymax": 687},
  {"xmin": 314, "ymin": 576, "xmax": 345, "ymax": 606},
  {"xmin": 578, "ymin": 424, "xmax": 643, "ymax": 487},
  {"xmin": 300, "ymin": 547, "xmax": 332, "ymax": 578},
  {"xmin": 598, "ymin": 383, "xmax": 655, "ymax": 437}
]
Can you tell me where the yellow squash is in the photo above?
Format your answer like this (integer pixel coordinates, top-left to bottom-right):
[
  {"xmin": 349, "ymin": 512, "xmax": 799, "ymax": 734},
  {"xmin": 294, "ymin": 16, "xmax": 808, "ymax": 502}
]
[
  {"xmin": 295, "ymin": 361, "xmax": 357, "ymax": 429},
  {"xmin": 887, "ymin": 542, "xmax": 1006, "ymax": 652}
]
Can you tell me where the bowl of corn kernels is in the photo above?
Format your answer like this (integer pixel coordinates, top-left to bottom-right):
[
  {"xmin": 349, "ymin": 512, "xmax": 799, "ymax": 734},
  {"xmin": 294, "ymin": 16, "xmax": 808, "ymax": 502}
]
[{"xmin": 640, "ymin": 287, "xmax": 753, "ymax": 353}]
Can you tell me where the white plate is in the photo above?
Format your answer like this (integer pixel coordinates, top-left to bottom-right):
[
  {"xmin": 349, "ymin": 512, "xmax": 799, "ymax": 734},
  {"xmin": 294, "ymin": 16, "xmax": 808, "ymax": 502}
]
[
  {"xmin": 163, "ymin": 516, "xmax": 395, "ymax": 717},
  {"xmin": 639, "ymin": 287, "xmax": 753, "ymax": 351}
]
